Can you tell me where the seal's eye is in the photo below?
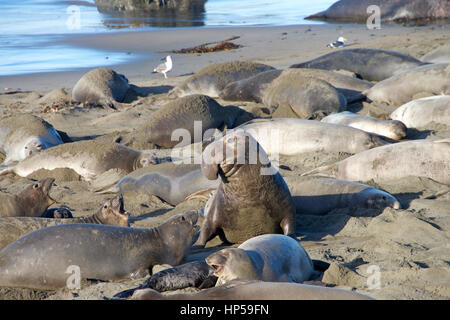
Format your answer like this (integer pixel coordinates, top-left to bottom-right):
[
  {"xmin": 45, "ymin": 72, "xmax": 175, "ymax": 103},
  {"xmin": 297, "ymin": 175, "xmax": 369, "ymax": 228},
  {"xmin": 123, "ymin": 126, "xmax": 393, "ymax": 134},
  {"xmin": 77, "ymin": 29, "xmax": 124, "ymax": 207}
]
[
  {"xmin": 33, "ymin": 183, "xmax": 39, "ymax": 189},
  {"xmin": 181, "ymin": 216, "xmax": 186, "ymax": 222},
  {"xmin": 104, "ymin": 204, "xmax": 108, "ymax": 209}
]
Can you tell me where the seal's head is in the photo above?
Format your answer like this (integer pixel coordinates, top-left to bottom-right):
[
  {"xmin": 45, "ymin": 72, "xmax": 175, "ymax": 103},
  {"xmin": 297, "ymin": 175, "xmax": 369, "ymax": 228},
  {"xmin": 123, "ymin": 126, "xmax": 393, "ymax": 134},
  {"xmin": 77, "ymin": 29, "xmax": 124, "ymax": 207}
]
[
  {"xmin": 135, "ymin": 152, "xmax": 159, "ymax": 169},
  {"xmin": 42, "ymin": 207, "xmax": 73, "ymax": 218},
  {"xmin": 97, "ymin": 195, "xmax": 129, "ymax": 226},
  {"xmin": 388, "ymin": 120, "xmax": 407, "ymax": 140},
  {"xmin": 206, "ymin": 248, "xmax": 258, "ymax": 285},
  {"xmin": 365, "ymin": 191, "xmax": 401, "ymax": 210},
  {"xmin": 23, "ymin": 138, "xmax": 46, "ymax": 158},
  {"xmin": 21, "ymin": 178, "xmax": 56, "ymax": 216}
]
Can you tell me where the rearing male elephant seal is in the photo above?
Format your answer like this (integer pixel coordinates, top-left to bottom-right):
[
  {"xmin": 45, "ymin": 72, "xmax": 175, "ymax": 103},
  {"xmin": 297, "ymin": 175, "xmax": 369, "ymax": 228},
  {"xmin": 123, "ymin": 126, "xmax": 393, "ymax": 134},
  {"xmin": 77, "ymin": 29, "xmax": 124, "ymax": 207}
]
[
  {"xmin": 0, "ymin": 211, "xmax": 198, "ymax": 290},
  {"xmin": 303, "ymin": 138, "xmax": 450, "ymax": 185},
  {"xmin": 234, "ymin": 118, "xmax": 390, "ymax": 157},
  {"xmin": 119, "ymin": 95, "xmax": 237, "ymax": 149},
  {"xmin": 206, "ymin": 234, "xmax": 315, "ymax": 286},
  {"xmin": 130, "ymin": 279, "xmax": 373, "ymax": 300},
  {"xmin": 321, "ymin": 111, "xmax": 407, "ymax": 140},
  {"xmin": 0, "ymin": 114, "xmax": 64, "ymax": 164},
  {"xmin": 305, "ymin": 0, "xmax": 449, "ymax": 24},
  {"xmin": 364, "ymin": 63, "xmax": 450, "ymax": 106},
  {"xmin": 390, "ymin": 95, "xmax": 450, "ymax": 128},
  {"xmin": 0, "ymin": 140, "xmax": 159, "ymax": 181},
  {"xmin": 0, "ymin": 195, "xmax": 129, "ymax": 250},
  {"xmin": 72, "ymin": 68, "xmax": 130, "ymax": 108},
  {"xmin": 290, "ymin": 48, "xmax": 425, "ymax": 82},
  {"xmin": 168, "ymin": 61, "xmax": 275, "ymax": 98},
  {"xmin": 0, "ymin": 178, "xmax": 55, "ymax": 218},
  {"xmin": 196, "ymin": 130, "xmax": 296, "ymax": 247}
]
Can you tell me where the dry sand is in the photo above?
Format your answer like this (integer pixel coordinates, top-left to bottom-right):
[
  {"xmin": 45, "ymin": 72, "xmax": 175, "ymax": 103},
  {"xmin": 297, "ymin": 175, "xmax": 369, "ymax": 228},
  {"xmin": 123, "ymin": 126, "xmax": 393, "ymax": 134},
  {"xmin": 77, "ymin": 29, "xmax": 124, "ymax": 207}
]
[{"xmin": 0, "ymin": 23, "xmax": 449, "ymax": 300}]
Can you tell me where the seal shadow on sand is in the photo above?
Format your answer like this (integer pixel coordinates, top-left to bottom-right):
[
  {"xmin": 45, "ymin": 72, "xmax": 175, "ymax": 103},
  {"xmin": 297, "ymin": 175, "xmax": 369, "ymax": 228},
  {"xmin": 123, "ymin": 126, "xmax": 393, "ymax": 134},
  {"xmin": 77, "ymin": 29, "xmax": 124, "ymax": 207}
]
[{"xmin": 123, "ymin": 84, "xmax": 174, "ymax": 103}]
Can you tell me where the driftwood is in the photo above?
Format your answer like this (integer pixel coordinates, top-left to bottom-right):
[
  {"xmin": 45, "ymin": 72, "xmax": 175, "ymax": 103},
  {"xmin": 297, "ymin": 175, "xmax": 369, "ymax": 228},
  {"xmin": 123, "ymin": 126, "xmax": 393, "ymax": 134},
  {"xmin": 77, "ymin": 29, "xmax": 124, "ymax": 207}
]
[{"xmin": 159, "ymin": 36, "xmax": 242, "ymax": 54}]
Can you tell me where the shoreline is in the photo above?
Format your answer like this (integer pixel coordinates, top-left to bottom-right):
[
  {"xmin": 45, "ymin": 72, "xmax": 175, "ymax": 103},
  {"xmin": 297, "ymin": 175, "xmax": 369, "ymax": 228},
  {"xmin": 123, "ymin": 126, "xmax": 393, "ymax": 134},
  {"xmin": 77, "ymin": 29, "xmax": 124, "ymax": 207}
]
[{"xmin": 1, "ymin": 23, "xmax": 448, "ymax": 92}]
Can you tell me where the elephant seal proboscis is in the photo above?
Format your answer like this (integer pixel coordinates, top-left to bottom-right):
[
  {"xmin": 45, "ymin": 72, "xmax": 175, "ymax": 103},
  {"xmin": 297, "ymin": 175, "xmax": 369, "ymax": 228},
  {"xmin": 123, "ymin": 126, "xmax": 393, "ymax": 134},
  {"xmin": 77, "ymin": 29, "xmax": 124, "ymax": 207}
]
[
  {"xmin": 364, "ymin": 63, "xmax": 450, "ymax": 106},
  {"xmin": 196, "ymin": 130, "xmax": 296, "ymax": 247},
  {"xmin": 0, "ymin": 114, "xmax": 64, "ymax": 164},
  {"xmin": 0, "ymin": 178, "xmax": 55, "ymax": 218},
  {"xmin": 262, "ymin": 75, "xmax": 347, "ymax": 119},
  {"xmin": 206, "ymin": 234, "xmax": 315, "ymax": 286},
  {"xmin": 0, "ymin": 195, "xmax": 129, "ymax": 251},
  {"xmin": 72, "ymin": 68, "xmax": 130, "ymax": 108},
  {"xmin": 97, "ymin": 163, "xmax": 220, "ymax": 206},
  {"xmin": 129, "ymin": 279, "xmax": 373, "ymax": 300},
  {"xmin": 221, "ymin": 68, "xmax": 372, "ymax": 104},
  {"xmin": 302, "ymin": 138, "xmax": 450, "ymax": 185},
  {"xmin": 119, "ymin": 95, "xmax": 238, "ymax": 149},
  {"xmin": 321, "ymin": 111, "xmax": 407, "ymax": 140},
  {"xmin": 305, "ymin": 0, "xmax": 449, "ymax": 25},
  {"xmin": 390, "ymin": 95, "xmax": 450, "ymax": 128},
  {"xmin": 114, "ymin": 261, "xmax": 217, "ymax": 298},
  {"xmin": 233, "ymin": 118, "xmax": 390, "ymax": 157},
  {"xmin": 168, "ymin": 61, "xmax": 275, "ymax": 98},
  {"xmin": 284, "ymin": 175, "xmax": 401, "ymax": 215},
  {"xmin": 0, "ymin": 210, "xmax": 198, "ymax": 290},
  {"xmin": 290, "ymin": 48, "xmax": 425, "ymax": 82},
  {"xmin": 0, "ymin": 140, "xmax": 159, "ymax": 181}
]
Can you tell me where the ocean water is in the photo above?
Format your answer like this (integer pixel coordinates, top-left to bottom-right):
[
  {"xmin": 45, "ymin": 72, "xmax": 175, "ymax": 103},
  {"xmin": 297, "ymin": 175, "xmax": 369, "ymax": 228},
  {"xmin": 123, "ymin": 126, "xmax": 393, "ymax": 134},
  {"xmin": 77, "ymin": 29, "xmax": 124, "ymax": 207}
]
[{"xmin": 0, "ymin": 0, "xmax": 336, "ymax": 76}]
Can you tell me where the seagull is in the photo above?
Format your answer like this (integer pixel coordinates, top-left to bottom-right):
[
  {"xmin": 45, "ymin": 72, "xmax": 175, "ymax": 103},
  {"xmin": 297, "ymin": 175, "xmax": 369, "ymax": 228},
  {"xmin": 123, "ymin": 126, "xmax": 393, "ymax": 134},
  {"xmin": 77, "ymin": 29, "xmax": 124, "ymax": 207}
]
[
  {"xmin": 327, "ymin": 37, "xmax": 348, "ymax": 48},
  {"xmin": 153, "ymin": 55, "xmax": 172, "ymax": 79}
]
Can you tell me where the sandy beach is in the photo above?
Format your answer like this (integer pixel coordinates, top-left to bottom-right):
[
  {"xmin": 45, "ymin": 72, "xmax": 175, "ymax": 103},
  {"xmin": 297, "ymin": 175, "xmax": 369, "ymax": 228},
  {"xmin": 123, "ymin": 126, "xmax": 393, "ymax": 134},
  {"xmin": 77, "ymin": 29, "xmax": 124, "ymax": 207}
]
[{"xmin": 0, "ymin": 21, "xmax": 449, "ymax": 300}]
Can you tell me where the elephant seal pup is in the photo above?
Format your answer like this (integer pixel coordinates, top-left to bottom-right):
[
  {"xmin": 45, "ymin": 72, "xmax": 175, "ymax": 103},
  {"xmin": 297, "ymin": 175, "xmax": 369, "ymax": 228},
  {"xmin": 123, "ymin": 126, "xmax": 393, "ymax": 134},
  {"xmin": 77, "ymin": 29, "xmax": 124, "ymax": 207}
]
[
  {"xmin": 263, "ymin": 75, "xmax": 347, "ymax": 119},
  {"xmin": 390, "ymin": 95, "xmax": 450, "ymax": 128},
  {"xmin": 290, "ymin": 48, "xmax": 425, "ymax": 82},
  {"xmin": 221, "ymin": 68, "xmax": 372, "ymax": 104},
  {"xmin": 421, "ymin": 45, "xmax": 450, "ymax": 64},
  {"xmin": 42, "ymin": 207, "xmax": 73, "ymax": 219},
  {"xmin": 0, "ymin": 195, "xmax": 129, "ymax": 251},
  {"xmin": 0, "ymin": 178, "xmax": 55, "ymax": 218},
  {"xmin": 98, "ymin": 163, "xmax": 220, "ymax": 206},
  {"xmin": 119, "ymin": 95, "xmax": 237, "ymax": 149},
  {"xmin": 114, "ymin": 261, "xmax": 217, "ymax": 298},
  {"xmin": 0, "ymin": 140, "xmax": 159, "ymax": 181},
  {"xmin": 196, "ymin": 130, "xmax": 296, "ymax": 247},
  {"xmin": 284, "ymin": 176, "xmax": 401, "ymax": 215},
  {"xmin": 0, "ymin": 114, "xmax": 64, "ymax": 164},
  {"xmin": 0, "ymin": 210, "xmax": 198, "ymax": 290},
  {"xmin": 72, "ymin": 68, "xmax": 130, "ymax": 108},
  {"xmin": 321, "ymin": 111, "xmax": 407, "ymax": 140},
  {"xmin": 168, "ymin": 61, "xmax": 275, "ymax": 98},
  {"xmin": 303, "ymin": 138, "xmax": 450, "ymax": 185},
  {"xmin": 305, "ymin": 0, "xmax": 449, "ymax": 24},
  {"xmin": 364, "ymin": 63, "xmax": 450, "ymax": 106},
  {"xmin": 130, "ymin": 279, "xmax": 373, "ymax": 300},
  {"xmin": 206, "ymin": 234, "xmax": 314, "ymax": 286},
  {"xmin": 234, "ymin": 118, "xmax": 390, "ymax": 157}
]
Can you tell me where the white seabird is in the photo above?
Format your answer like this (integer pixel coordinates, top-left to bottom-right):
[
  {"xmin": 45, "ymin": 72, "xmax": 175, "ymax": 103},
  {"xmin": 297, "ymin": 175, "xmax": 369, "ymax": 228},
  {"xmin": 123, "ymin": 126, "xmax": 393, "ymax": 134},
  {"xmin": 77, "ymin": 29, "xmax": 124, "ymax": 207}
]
[
  {"xmin": 153, "ymin": 55, "xmax": 172, "ymax": 79},
  {"xmin": 327, "ymin": 37, "xmax": 348, "ymax": 48}
]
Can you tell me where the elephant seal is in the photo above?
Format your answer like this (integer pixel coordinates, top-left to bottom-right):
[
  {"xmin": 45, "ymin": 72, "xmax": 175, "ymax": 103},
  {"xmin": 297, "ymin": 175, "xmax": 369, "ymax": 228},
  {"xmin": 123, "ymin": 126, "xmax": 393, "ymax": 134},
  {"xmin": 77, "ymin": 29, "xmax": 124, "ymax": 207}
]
[
  {"xmin": 390, "ymin": 95, "xmax": 450, "ymax": 128},
  {"xmin": 0, "ymin": 195, "xmax": 129, "ymax": 251},
  {"xmin": 168, "ymin": 61, "xmax": 275, "ymax": 98},
  {"xmin": 42, "ymin": 207, "xmax": 73, "ymax": 219},
  {"xmin": 364, "ymin": 63, "xmax": 450, "ymax": 106},
  {"xmin": 0, "ymin": 140, "xmax": 159, "ymax": 181},
  {"xmin": 130, "ymin": 279, "xmax": 373, "ymax": 300},
  {"xmin": 206, "ymin": 234, "xmax": 315, "ymax": 286},
  {"xmin": 303, "ymin": 138, "xmax": 450, "ymax": 185},
  {"xmin": 306, "ymin": 0, "xmax": 449, "ymax": 24},
  {"xmin": 321, "ymin": 111, "xmax": 407, "ymax": 140},
  {"xmin": 119, "ymin": 95, "xmax": 238, "ymax": 149},
  {"xmin": 72, "ymin": 68, "xmax": 130, "ymax": 108},
  {"xmin": 221, "ymin": 68, "xmax": 372, "ymax": 104},
  {"xmin": 421, "ymin": 45, "xmax": 450, "ymax": 64},
  {"xmin": 0, "ymin": 114, "xmax": 64, "ymax": 164},
  {"xmin": 262, "ymin": 75, "xmax": 347, "ymax": 119},
  {"xmin": 290, "ymin": 48, "xmax": 425, "ymax": 82},
  {"xmin": 0, "ymin": 178, "xmax": 55, "ymax": 218},
  {"xmin": 0, "ymin": 210, "xmax": 198, "ymax": 290},
  {"xmin": 284, "ymin": 175, "xmax": 401, "ymax": 215},
  {"xmin": 195, "ymin": 130, "xmax": 296, "ymax": 247},
  {"xmin": 233, "ymin": 118, "xmax": 390, "ymax": 157},
  {"xmin": 114, "ymin": 261, "xmax": 217, "ymax": 298},
  {"xmin": 98, "ymin": 163, "xmax": 220, "ymax": 206}
]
